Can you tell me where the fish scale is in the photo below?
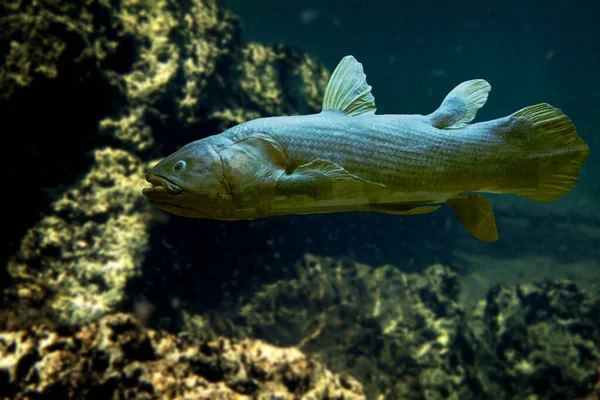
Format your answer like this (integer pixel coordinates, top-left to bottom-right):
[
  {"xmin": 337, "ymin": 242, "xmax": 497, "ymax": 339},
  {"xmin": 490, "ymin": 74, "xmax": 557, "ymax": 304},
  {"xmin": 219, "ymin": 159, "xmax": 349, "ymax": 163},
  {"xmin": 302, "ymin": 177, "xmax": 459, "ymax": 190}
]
[{"xmin": 230, "ymin": 113, "xmax": 496, "ymax": 191}]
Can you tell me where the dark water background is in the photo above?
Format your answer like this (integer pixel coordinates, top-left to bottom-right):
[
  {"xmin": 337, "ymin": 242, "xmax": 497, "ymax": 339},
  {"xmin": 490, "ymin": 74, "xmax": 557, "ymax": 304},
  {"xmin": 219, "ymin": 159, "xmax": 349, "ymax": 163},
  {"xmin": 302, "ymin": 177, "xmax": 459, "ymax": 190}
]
[
  {"xmin": 209, "ymin": 0, "xmax": 600, "ymax": 282},
  {"xmin": 226, "ymin": 0, "xmax": 599, "ymax": 204}
]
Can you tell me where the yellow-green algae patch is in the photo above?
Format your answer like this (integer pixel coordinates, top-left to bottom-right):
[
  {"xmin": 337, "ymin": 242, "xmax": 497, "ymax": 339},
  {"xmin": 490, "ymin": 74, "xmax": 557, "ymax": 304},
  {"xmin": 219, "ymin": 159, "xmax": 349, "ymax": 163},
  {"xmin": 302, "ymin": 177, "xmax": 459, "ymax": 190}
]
[{"xmin": 7, "ymin": 148, "xmax": 152, "ymax": 325}]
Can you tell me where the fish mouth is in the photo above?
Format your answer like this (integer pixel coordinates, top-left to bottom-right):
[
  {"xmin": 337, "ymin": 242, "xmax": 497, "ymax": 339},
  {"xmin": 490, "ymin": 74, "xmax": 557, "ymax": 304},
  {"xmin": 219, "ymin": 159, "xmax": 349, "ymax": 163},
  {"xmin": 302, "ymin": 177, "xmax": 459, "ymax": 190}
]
[
  {"xmin": 142, "ymin": 174, "xmax": 205, "ymax": 217},
  {"xmin": 142, "ymin": 174, "xmax": 183, "ymax": 196}
]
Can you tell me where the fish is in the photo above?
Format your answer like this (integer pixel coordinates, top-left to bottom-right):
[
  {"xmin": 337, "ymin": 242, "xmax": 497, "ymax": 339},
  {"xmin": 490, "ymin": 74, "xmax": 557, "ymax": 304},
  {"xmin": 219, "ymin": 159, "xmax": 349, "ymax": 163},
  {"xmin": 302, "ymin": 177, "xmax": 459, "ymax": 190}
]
[{"xmin": 142, "ymin": 55, "xmax": 590, "ymax": 242}]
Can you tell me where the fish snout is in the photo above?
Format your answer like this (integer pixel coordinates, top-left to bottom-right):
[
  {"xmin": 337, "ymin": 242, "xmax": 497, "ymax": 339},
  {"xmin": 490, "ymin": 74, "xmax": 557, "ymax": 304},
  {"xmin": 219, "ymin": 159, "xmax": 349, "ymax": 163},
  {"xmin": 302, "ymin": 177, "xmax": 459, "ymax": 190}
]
[{"xmin": 144, "ymin": 173, "xmax": 183, "ymax": 195}]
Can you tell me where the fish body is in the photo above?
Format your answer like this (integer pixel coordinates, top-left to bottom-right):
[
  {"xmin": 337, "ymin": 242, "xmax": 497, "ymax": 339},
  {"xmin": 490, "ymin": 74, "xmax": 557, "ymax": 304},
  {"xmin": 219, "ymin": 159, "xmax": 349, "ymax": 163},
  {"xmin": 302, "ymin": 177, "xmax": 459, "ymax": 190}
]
[
  {"xmin": 224, "ymin": 112, "xmax": 528, "ymax": 197},
  {"xmin": 143, "ymin": 56, "xmax": 589, "ymax": 242}
]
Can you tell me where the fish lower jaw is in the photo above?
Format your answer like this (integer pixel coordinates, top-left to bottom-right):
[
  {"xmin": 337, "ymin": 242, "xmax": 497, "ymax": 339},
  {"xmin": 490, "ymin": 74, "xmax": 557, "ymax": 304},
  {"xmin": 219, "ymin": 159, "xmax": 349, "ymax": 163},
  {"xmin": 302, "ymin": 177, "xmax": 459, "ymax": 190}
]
[
  {"xmin": 145, "ymin": 199, "xmax": 206, "ymax": 218},
  {"xmin": 145, "ymin": 174, "xmax": 183, "ymax": 194},
  {"xmin": 142, "ymin": 185, "xmax": 167, "ymax": 195}
]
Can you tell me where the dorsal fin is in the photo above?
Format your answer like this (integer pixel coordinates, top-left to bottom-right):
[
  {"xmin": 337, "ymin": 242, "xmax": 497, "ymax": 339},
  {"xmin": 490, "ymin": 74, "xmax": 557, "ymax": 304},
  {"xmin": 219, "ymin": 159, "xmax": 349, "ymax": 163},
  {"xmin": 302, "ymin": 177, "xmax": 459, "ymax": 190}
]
[
  {"xmin": 322, "ymin": 55, "xmax": 376, "ymax": 116},
  {"xmin": 428, "ymin": 79, "xmax": 491, "ymax": 129}
]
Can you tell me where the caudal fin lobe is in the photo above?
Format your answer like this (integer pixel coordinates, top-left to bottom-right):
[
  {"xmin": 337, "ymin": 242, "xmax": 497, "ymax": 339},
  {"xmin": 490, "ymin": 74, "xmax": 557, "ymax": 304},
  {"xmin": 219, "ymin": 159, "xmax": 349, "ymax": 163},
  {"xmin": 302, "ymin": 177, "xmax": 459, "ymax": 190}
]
[{"xmin": 503, "ymin": 103, "xmax": 589, "ymax": 202}]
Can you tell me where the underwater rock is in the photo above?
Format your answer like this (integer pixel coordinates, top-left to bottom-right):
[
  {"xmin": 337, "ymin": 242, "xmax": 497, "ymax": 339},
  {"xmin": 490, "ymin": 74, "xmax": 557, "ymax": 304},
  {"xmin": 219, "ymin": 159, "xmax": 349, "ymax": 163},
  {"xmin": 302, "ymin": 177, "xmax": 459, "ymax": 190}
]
[
  {"xmin": 96, "ymin": 0, "xmax": 241, "ymax": 151},
  {"xmin": 1, "ymin": 0, "xmax": 329, "ymax": 320},
  {"xmin": 229, "ymin": 42, "xmax": 330, "ymax": 124},
  {"xmin": 183, "ymin": 254, "xmax": 471, "ymax": 399},
  {"xmin": 5, "ymin": 148, "xmax": 152, "ymax": 325},
  {"xmin": 0, "ymin": 0, "xmax": 329, "ymax": 270},
  {"xmin": 182, "ymin": 254, "xmax": 600, "ymax": 400},
  {"xmin": 0, "ymin": 0, "xmax": 328, "ymax": 154},
  {"xmin": 467, "ymin": 280, "xmax": 600, "ymax": 399},
  {"xmin": 0, "ymin": 313, "xmax": 365, "ymax": 400}
]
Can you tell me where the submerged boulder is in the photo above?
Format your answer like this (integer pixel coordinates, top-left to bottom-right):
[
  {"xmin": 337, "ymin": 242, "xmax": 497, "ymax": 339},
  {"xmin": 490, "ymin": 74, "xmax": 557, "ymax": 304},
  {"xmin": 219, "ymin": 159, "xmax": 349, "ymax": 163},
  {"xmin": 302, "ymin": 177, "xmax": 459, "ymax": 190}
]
[
  {"xmin": 0, "ymin": 313, "xmax": 365, "ymax": 399},
  {"xmin": 183, "ymin": 254, "xmax": 600, "ymax": 400},
  {"xmin": 467, "ymin": 280, "xmax": 600, "ymax": 399},
  {"xmin": 1, "ymin": 0, "xmax": 329, "ymax": 324},
  {"xmin": 5, "ymin": 148, "xmax": 152, "ymax": 324},
  {"xmin": 184, "ymin": 254, "xmax": 472, "ymax": 399}
]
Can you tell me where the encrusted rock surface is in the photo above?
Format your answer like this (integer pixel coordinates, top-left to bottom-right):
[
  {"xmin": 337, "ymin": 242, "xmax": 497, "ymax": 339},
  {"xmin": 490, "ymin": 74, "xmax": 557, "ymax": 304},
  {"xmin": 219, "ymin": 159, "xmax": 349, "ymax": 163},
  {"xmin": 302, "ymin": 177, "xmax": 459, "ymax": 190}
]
[
  {"xmin": 96, "ymin": 0, "xmax": 241, "ymax": 150},
  {"xmin": 0, "ymin": 313, "xmax": 365, "ymax": 399},
  {"xmin": 6, "ymin": 148, "xmax": 152, "ymax": 324},
  {"xmin": 0, "ymin": 0, "xmax": 328, "ymax": 155},
  {"xmin": 184, "ymin": 254, "xmax": 471, "ymax": 399},
  {"xmin": 1, "ymin": 0, "xmax": 329, "ymax": 324},
  {"xmin": 467, "ymin": 280, "xmax": 600, "ymax": 399},
  {"xmin": 183, "ymin": 254, "xmax": 600, "ymax": 400},
  {"xmin": 3, "ymin": 253, "xmax": 598, "ymax": 399}
]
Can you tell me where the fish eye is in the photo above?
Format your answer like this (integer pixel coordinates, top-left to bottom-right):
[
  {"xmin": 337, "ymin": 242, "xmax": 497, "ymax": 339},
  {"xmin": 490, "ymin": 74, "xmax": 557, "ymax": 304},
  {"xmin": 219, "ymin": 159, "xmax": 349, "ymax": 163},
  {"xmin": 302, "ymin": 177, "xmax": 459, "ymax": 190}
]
[{"xmin": 173, "ymin": 160, "xmax": 186, "ymax": 171}]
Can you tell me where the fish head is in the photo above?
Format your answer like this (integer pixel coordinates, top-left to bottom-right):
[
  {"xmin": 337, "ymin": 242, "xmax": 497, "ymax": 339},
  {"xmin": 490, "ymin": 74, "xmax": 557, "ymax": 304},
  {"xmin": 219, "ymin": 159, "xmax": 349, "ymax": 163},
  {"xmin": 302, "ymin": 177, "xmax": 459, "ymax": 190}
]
[{"xmin": 142, "ymin": 140, "xmax": 233, "ymax": 218}]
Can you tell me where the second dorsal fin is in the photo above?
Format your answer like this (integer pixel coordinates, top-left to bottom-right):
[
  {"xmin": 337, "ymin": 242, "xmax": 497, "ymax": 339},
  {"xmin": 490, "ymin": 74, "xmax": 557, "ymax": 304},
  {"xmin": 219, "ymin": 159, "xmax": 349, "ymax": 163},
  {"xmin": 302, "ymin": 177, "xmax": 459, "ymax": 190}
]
[
  {"xmin": 321, "ymin": 55, "xmax": 377, "ymax": 116},
  {"xmin": 428, "ymin": 79, "xmax": 491, "ymax": 129}
]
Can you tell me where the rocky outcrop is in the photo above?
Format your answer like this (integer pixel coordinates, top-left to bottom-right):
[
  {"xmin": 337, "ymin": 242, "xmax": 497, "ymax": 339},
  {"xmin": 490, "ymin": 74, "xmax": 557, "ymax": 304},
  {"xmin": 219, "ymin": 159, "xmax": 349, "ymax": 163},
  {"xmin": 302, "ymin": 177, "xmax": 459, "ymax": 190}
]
[
  {"xmin": 182, "ymin": 254, "xmax": 472, "ymax": 399},
  {"xmin": 1, "ymin": 0, "xmax": 329, "ymax": 323},
  {"xmin": 2, "ymin": 247, "xmax": 599, "ymax": 399},
  {"xmin": 468, "ymin": 280, "xmax": 600, "ymax": 399},
  {"xmin": 5, "ymin": 148, "xmax": 152, "ymax": 324},
  {"xmin": 0, "ymin": 0, "xmax": 328, "ymax": 153},
  {"xmin": 0, "ymin": 313, "xmax": 365, "ymax": 399},
  {"xmin": 183, "ymin": 254, "xmax": 600, "ymax": 400}
]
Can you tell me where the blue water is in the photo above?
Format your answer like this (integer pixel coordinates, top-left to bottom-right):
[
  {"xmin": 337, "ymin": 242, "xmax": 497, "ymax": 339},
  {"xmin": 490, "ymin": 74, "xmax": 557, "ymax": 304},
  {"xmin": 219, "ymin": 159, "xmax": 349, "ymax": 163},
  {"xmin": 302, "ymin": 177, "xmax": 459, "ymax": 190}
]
[
  {"xmin": 220, "ymin": 0, "xmax": 600, "ymax": 279},
  {"xmin": 227, "ymin": 0, "xmax": 599, "ymax": 205}
]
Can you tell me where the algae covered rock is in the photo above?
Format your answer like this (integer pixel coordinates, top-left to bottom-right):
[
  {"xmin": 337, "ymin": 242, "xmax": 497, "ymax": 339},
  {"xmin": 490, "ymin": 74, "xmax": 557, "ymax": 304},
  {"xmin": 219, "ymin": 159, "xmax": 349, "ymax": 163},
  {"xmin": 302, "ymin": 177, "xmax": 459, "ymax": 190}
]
[
  {"xmin": 181, "ymin": 254, "xmax": 600, "ymax": 400},
  {"xmin": 467, "ymin": 280, "xmax": 600, "ymax": 399},
  {"xmin": 1, "ymin": 0, "xmax": 329, "ymax": 325},
  {"xmin": 0, "ymin": 313, "xmax": 365, "ymax": 400},
  {"xmin": 0, "ymin": 0, "xmax": 328, "ymax": 153},
  {"xmin": 0, "ymin": 0, "xmax": 329, "ymax": 272},
  {"xmin": 183, "ymin": 254, "xmax": 471, "ymax": 399},
  {"xmin": 5, "ymin": 148, "xmax": 151, "ymax": 324},
  {"xmin": 97, "ymin": 0, "xmax": 241, "ymax": 150}
]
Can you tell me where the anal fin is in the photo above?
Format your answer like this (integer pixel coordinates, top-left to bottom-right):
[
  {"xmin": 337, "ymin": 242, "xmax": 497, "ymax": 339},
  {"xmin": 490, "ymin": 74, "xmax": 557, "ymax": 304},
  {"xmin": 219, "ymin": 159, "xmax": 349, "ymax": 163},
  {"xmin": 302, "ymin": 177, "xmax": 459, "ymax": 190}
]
[{"xmin": 448, "ymin": 194, "xmax": 498, "ymax": 242}]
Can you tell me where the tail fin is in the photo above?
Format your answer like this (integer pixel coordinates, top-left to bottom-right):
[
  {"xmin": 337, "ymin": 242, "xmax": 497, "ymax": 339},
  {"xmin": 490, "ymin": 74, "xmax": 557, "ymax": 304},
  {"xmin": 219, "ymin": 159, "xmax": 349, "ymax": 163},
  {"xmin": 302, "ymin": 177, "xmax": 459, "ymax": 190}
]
[{"xmin": 504, "ymin": 103, "xmax": 589, "ymax": 202}]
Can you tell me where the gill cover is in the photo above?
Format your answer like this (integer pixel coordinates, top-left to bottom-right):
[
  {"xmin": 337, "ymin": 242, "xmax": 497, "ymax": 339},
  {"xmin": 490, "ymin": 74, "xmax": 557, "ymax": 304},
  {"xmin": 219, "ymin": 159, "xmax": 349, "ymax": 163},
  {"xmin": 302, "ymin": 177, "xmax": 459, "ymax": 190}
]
[{"xmin": 220, "ymin": 133, "xmax": 288, "ymax": 209}]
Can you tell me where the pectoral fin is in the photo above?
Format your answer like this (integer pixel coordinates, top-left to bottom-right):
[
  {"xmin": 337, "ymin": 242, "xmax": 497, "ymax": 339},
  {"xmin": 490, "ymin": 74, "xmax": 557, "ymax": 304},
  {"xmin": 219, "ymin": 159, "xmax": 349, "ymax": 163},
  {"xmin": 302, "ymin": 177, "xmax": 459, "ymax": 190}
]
[
  {"xmin": 448, "ymin": 194, "xmax": 498, "ymax": 242},
  {"xmin": 277, "ymin": 159, "xmax": 385, "ymax": 199}
]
